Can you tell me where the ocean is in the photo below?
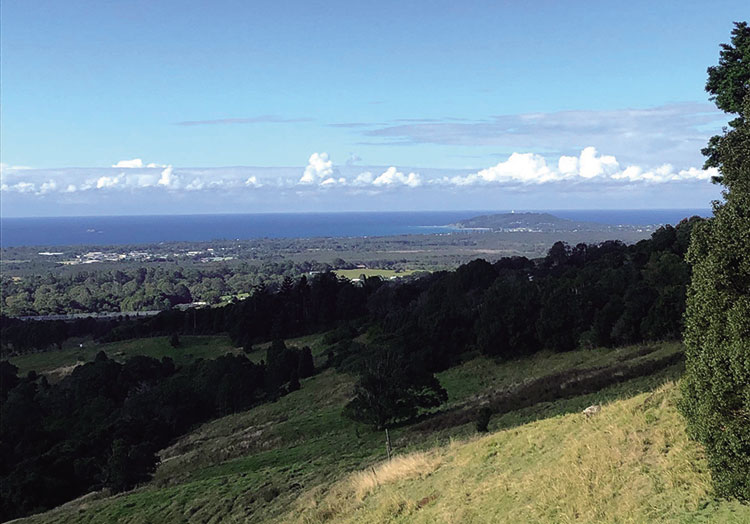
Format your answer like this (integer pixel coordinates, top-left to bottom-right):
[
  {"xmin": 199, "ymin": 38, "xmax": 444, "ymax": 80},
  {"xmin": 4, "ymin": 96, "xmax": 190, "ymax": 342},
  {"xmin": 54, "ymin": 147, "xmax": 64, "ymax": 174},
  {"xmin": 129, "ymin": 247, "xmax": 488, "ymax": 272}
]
[{"xmin": 0, "ymin": 209, "xmax": 711, "ymax": 248}]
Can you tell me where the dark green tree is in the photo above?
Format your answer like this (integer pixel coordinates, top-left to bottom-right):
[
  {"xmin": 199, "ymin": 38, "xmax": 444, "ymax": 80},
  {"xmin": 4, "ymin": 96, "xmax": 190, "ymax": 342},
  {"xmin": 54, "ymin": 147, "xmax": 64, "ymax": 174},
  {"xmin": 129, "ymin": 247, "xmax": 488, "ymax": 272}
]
[
  {"xmin": 103, "ymin": 439, "xmax": 158, "ymax": 493},
  {"xmin": 680, "ymin": 21, "xmax": 750, "ymax": 500},
  {"xmin": 476, "ymin": 407, "xmax": 492, "ymax": 433},
  {"xmin": 702, "ymin": 21, "xmax": 750, "ymax": 173},
  {"xmin": 343, "ymin": 348, "xmax": 447, "ymax": 429},
  {"xmin": 298, "ymin": 345, "xmax": 315, "ymax": 378}
]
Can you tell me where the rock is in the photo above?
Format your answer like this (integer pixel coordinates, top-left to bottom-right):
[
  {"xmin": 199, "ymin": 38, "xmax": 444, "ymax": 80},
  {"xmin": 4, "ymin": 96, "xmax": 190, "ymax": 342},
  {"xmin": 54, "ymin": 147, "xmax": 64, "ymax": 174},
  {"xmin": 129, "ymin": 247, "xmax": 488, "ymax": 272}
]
[{"xmin": 582, "ymin": 404, "xmax": 601, "ymax": 417}]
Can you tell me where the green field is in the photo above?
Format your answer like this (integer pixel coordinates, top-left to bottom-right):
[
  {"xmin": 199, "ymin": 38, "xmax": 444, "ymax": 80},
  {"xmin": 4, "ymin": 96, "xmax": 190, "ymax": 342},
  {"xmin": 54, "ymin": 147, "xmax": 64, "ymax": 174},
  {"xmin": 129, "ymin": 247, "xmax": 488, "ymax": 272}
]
[
  {"xmin": 20, "ymin": 338, "xmax": 745, "ymax": 524},
  {"xmin": 333, "ymin": 268, "xmax": 424, "ymax": 280},
  {"xmin": 9, "ymin": 335, "xmax": 238, "ymax": 379}
]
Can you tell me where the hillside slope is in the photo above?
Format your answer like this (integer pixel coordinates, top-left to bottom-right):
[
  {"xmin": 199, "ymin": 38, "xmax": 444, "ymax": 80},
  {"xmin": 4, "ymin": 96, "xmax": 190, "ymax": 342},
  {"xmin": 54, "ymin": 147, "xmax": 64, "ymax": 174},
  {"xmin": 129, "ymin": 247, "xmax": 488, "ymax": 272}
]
[
  {"xmin": 15, "ymin": 341, "xmax": 748, "ymax": 523},
  {"xmin": 283, "ymin": 382, "xmax": 750, "ymax": 524}
]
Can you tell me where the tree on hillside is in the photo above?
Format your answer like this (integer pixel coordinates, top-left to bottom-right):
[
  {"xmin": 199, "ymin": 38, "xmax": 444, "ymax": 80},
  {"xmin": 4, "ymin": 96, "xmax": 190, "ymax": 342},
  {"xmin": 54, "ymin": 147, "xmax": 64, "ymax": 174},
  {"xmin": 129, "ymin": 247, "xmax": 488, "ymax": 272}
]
[
  {"xmin": 343, "ymin": 347, "xmax": 447, "ymax": 429},
  {"xmin": 679, "ymin": 21, "xmax": 750, "ymax": 500}
]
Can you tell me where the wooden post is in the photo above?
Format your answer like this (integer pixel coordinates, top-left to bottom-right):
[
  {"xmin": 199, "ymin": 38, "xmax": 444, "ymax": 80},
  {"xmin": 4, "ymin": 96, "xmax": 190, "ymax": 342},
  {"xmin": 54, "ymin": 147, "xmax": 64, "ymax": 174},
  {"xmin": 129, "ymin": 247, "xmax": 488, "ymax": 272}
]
[{"xmin": 385, "ymin": 428, "xmax": 392, "ymax": 460}]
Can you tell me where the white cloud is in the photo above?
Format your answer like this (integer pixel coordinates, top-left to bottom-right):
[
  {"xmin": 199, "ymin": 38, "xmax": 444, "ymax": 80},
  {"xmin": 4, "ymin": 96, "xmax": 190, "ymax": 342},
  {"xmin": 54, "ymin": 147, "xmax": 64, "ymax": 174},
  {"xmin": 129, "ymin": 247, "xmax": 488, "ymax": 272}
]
[
  {"xmin": 0, "ymin": 163, "xmax": 32, "ymax": 172},
  {"xmin": 447, "ymin": 152, "xmax": 557, "ymax": 185},
  {"xmin": 558, "ymin": 155, "xmax": 578, "ymax": 176},
  {"xmin": 353, "ymin": 171, "xmax": 374, "ymax": 186},
  {"xmin": 320, "ymin": 177, "xmax": 348, "ymax": 186},
  {"xmin": 39, "ymin": 180, "xmax": 57, "ymax": 194},
  {"xmin": 96, "ymin": 174, "xmax": 124, "ymax": 189},
  {"xmin": 112, "ymin": 158, "xmax": 162, "ymax": 168},
  {"xmin": 0, "ymin": 149, "xmax": 717, "ymax": 203},
  {"xmin": 299, "ymin": 152, "xmax": 335, "ymax": 184},
  {"xmin": 372, "ymin": 167, "xmax": 422, "ymax": 187},
  {"xmin": 11, "ymin": 182, "xmax": 36, "ymax": 193},
  {"xmin": 245, "ymin": 176, "xmax": 262, "ymax": 187},
  {"xmin": 157, "ymin": 166, "xmax": 178, "ymax": 188},
  {"xmin": 443, "ymin": 147, "xmax": 717, "ymax": 187},
  {"xmin": 186, "ymin": 178, "xmax": 205, "ymax": 191}
]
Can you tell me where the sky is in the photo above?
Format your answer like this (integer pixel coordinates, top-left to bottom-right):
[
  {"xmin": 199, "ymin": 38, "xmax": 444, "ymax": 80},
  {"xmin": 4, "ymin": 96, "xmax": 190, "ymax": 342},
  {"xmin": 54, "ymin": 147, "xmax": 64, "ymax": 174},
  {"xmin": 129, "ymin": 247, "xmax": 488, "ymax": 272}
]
[{"xmin": 0, "ymin": 1, "xmax": 746, "ymax": 216}]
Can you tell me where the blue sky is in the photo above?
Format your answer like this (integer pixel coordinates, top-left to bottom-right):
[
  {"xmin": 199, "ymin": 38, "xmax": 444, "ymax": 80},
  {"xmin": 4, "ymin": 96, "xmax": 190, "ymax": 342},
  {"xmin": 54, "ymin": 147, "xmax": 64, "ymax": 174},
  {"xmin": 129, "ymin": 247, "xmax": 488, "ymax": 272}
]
[{"xmin": 1, "ymin": 1, "xmax": 746, "ymax": 216}]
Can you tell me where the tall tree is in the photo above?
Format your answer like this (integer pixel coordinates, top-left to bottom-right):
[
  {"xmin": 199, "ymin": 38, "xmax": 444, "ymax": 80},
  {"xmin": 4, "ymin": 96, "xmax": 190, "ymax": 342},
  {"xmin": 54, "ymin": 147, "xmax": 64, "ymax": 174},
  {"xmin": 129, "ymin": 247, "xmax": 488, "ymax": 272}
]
[{"xmin": 680, "ymin": 21, "xmax": 750, "ymax": 500}]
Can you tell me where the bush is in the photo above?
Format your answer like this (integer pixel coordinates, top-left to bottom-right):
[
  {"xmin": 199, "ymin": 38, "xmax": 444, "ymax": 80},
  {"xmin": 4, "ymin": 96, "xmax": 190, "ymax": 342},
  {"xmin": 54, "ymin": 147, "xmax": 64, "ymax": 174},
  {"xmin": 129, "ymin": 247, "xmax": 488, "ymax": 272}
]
[{"xmin": 476, "ymin": 407, "xmax": 491, "ymax": 433}]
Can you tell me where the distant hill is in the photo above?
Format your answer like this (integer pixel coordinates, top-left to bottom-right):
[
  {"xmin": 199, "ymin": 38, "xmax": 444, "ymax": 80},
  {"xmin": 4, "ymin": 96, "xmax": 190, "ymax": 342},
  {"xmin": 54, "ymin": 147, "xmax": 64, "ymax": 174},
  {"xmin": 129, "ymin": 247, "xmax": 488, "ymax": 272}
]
[{"xmin": 455, "ymin": 212, "xmax": 648, "ymax": 232}]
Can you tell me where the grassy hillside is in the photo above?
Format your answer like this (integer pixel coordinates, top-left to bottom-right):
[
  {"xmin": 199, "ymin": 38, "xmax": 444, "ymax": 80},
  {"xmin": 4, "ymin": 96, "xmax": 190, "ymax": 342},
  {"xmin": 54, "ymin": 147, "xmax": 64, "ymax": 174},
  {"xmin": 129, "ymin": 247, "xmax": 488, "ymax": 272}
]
[
  {"xmin": 286, "ymin": 381, "xmax": 750, "ymax": 524},
  {"xmin": 18, "ymin": 338, "xmax": 734, "ymax": 524}
]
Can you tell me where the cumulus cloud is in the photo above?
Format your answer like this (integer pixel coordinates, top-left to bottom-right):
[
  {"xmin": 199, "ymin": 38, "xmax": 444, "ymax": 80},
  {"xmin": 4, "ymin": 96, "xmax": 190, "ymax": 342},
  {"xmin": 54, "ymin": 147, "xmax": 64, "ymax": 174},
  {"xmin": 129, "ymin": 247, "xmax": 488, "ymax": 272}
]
[
  {"xmin": 95, "ymin": 174, "xmax": 124, "ymax": 189},
  {"xmin": 244, "ymin": 176, "xmax": 261, "ymax": 187},
  {"xmin": 157, "ymin": 166, "xmax": 177, "ymax": 188},
  {"xmin": 299, "ymin": 153, "xmax": 336, "ymax": 185},
  {"xmin": 112, "ymin": 158, "xmax": 162, "ymax": 168},
  {"xmin": 372, "ymin": 167, "xmax": 422, "ymax": 187},
  {"xmin": 353, "ymin": 171, "xmax": 374, "ymax": 186},
  {"xmin": 442, "ymin": 147, "xmax": 718, "ymax": 187}
]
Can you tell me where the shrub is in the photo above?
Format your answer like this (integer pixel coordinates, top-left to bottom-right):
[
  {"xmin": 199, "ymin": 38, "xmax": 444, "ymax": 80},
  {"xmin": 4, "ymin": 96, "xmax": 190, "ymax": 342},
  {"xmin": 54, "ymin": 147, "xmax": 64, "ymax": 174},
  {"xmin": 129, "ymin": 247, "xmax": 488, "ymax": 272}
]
[{"xmin": 476, "ymin": 407, "xmax": 491, "ymax": 433}]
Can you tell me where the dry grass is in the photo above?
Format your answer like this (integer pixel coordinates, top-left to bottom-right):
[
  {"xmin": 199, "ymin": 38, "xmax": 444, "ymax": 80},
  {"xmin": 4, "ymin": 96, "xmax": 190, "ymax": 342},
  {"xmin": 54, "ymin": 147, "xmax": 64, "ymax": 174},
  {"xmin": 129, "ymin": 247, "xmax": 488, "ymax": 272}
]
[
  {"xmin": 350, "ymin": 452, "xmax": 442, "ymax": 501},
  {"xmin": 288, "ymin": 451, "xmax": 442, "ymax": 524}
]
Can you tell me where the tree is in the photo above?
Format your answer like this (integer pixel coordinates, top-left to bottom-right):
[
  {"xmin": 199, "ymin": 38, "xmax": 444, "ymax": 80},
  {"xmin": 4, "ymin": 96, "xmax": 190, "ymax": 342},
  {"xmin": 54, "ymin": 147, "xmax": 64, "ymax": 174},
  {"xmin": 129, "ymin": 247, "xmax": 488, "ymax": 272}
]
[
  {"xmin": 169, "ymin": 332, "xmax": 180, "ymax": 348},
  {"xmin": 476, "ymin": 407, "xmax": 491, "ymax": 433},
  {"xmin": 343, "ymin": 348, "xmax": 447, "ymax": 429},
  {"xmin": 298, "ymin": 346, "xmax": 315, "ymax": 378},
  {"xmin": 679, "ymin": 21, "xmax": 750, "ymax": 500},
  {"xmin": 702, "ymin": 21, "xmax": 750, "ymax": 173},
  {"xmin": 103, "ymin": 439, "xmax": 158, "ymax": 493}
]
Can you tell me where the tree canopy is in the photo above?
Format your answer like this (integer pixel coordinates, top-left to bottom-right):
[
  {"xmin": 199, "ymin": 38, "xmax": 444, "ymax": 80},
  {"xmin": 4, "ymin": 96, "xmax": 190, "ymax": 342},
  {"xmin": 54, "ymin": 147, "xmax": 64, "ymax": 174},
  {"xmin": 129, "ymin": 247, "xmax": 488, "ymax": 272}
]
[{"xmin": 680, "ymin": 20, "xmax": 750, "ymax": 500}]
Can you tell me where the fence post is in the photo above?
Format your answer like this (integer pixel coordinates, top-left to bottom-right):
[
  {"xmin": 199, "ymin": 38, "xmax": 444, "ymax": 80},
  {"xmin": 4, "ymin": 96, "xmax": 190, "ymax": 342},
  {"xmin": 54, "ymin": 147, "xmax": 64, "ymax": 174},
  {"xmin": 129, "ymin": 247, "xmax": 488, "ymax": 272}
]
[{"xmin": 385, "ymin": 428, "xmax": 392, "ymax": 460}]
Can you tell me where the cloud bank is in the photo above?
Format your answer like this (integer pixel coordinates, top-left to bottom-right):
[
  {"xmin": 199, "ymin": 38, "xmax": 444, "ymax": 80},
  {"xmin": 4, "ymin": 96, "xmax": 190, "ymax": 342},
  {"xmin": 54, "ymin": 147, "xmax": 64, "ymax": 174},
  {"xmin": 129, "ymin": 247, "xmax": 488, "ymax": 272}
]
[
  {"xmin": 440, "ymin": 147, "xmax": 716, "ymax": 187},
  {"xmin": 1, "ymin": 149, "xmax": 716, "ymax": 203}
]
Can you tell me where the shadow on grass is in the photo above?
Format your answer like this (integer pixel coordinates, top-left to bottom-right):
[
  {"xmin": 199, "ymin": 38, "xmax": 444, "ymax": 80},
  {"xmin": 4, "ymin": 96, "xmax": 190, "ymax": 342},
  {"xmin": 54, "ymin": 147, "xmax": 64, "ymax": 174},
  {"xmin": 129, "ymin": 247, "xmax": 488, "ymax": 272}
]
[{"xmin": 407, "ymin": 349, "xmax": 684, "ymax": 434}]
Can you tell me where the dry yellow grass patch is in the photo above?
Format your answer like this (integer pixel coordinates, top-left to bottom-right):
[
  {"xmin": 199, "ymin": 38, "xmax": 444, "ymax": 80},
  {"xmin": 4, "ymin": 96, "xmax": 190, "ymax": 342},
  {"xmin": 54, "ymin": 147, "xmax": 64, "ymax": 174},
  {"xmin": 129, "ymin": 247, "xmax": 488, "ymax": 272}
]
[
  {"xmin": 350, "ymin": 452, "xmax": 442, "ymax": 501},
  {"xmin": 285, "ymin": 451, "xmax": 442, "ymax": 524}
]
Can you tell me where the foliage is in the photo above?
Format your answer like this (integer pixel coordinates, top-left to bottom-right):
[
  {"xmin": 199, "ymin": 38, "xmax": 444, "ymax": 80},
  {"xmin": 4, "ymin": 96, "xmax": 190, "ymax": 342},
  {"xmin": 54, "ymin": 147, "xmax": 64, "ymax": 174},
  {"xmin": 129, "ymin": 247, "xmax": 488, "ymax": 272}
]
[
  {"xmin": 343, "ymin": 347, "xmax": 447, "ymax": 429},
  {"xmin": 475, "ymin": 407, "xmax": 491, "ymax": 433},
  {"xmin": 0, "ymin": 352, "xmax": 273, "ymax": 520},
  {"xmin": 298, "ymin": 345, "xmax": 315, "ymax": 378},
  {"xmin": 680, "ymin": 26, "xmax": 750, "ymax": 498},
  {"xmin": 702, "ymin": 21, "xmax": 750, "ymax": 172}
]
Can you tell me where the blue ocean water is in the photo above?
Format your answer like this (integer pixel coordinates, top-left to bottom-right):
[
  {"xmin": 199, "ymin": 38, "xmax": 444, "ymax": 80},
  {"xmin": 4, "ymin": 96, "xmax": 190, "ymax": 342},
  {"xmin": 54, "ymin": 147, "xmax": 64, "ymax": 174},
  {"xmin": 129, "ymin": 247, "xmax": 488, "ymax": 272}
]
[{"xmin": 0, "ymin": 209, "xmax": 711, "ymax": 248}]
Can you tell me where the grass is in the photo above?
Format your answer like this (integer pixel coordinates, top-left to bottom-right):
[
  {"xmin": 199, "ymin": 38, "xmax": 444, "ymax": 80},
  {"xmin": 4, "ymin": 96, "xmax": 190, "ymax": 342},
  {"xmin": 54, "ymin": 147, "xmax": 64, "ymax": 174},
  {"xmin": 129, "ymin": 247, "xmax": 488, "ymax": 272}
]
[
  {"xmin": 333, "ymin": 269, "xmax": 423, "ymax": 280},
  {"xmin": 437, "ymin": 342, "xmax": 682, "ymax": 405},
  {"xmin": 349, "ymin": 452, "xmax": 442, "ymax": 501},
  {"xmin": 17, "ymin": 339, "xmax": 748, "ymax": 524},
  {"xmin": 8, "ymin": 335, "xmax": 238, "ymax": 379},
  {"xmin": 284, "ymin": 381, "xmax": 750, "ymax": 524}
]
